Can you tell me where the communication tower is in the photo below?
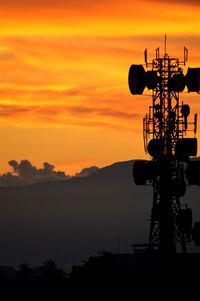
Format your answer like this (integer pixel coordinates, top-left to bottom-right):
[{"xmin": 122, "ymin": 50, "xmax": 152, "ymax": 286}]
[{"xmin": 129, "ymin": 39, "xmax": 200, "ymax": 260}]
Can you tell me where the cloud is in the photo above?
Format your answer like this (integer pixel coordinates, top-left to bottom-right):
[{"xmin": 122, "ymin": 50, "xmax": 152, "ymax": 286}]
[
  {"xmin": 1, "ymin": 0, "xmax": 199, "ymax": 38},
  {"xmin": 0, "ymin": 160, "xmax": 101, "ymax": 186},
  {"xmin": 0, "ymin": 160, "xmax": 69, "ymax": 187},
  {"xmin": 3, "ymin": 0, "xmax": 199, "ymax": 12},
  {"xmin": 0, "ymin": 30, "xmax": 199, "ymax": 133},
  {"xmin": 160, "ymin": 0, "xmax": 200, "ymax": 5},
  {"xmin": 0, "ymin": 51, "xmax": 16, "ymax": 61},
  {"xmin": 1, "ymin": 0, "xmax": 143, "ymax": 13},
  {"xmin": 75, "ymin": 166, "xmax": 99, "ymax": 177},
  {"xmin": 0, "ymin": 101, "xmax": 141, "ymax": 131},
  {"xmin": 0, "ymin": 0, "xmax": 108, "ymax": 8},
  {"xmin": 67, "ymin": 106, "xmax": 138, "ymax": 120}
]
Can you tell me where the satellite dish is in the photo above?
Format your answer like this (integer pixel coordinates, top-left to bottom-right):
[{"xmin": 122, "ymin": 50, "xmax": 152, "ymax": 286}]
[
  {"xmin": 186, "ymin": 67, "xmax": 200, "ymax": 93},
  {"xmin": 170, "ymin": 73, "xmax": 186, "ymax": 92},
  {"xmin": 181, "ymin": 104, "xmax": 190, "ymax": 117},
  {"xmin": 186, "ymin": 160, "xmax": 200, "ymax": 186},
  {"xmin": 128, "ymin": 65, "xmax": 146, "ymax": 95},
  {"xmin": 175, "ymin": 138, "xmax": 197, "ymax": 161}
]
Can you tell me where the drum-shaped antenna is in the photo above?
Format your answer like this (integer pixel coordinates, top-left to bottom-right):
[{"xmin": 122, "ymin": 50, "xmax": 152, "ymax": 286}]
[
  {"xmin": 128, "ymin": 65, "xmax": 146, "ymax": 95},
  {"xmin": 192, "ymin": 222, "xmax": 200, "ymax": 246},
  {"xmin": 146, "ymin": 71, "xmax": 159, "ymax": 90},
  {"xmin": 175, "ymin": 138, "xmax": 197, "ymax": 161},
  {"xmin": 186, "ymin": 67, "xmax": 200, "ymax": 93},
  {"xmin": 170, "ymin": 73, "xmax": 186, "ymax": 92},
  {"xmin": 186, "ymin": 160, "xmax": 200, "ymax": 186},
  {"xmin": 133, "ymin": 160, "xmax": 148, "ymax": 185},
  {"xmin": 147, "ymin": 139, "xmax": 163, "ymax": 158}
]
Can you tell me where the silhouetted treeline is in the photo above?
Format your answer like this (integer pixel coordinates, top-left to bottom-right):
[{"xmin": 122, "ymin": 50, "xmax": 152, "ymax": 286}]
[
  {"xmin": 0, "ymin": 253, "xmax": 131, "ymax": 292},
  {"xmin": 0, "ymin": 259, "xmax": 68, "ymax": 294},
  {"xmin": 0, "ymin": 252, "xmax": 200, "ymax": 294}
]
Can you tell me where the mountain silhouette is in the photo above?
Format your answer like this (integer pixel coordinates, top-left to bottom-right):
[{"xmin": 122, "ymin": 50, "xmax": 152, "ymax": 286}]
[{"xmin": 0, "ymin": 159, "xmax": 199, "ymax": 270}]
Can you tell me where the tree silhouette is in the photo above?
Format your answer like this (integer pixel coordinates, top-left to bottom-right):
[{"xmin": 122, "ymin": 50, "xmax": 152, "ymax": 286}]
[{"xmin": 40, "ymin": 259, "xmax": 67, "ymax": 291}]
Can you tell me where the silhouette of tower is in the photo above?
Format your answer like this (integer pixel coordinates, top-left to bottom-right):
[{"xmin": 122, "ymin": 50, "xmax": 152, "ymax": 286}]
[{"xmin": 129, "ymin": 39, "xmax": 200, "ymax": 260}]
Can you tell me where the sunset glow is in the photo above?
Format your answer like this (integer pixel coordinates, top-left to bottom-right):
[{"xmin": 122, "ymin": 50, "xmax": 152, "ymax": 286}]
[{"xmin": 0, "ymin": 0, "xmax": 200, "ymax": 174}]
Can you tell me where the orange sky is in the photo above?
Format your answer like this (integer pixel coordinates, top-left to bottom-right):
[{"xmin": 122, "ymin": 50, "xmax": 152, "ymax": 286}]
[{"xmin": 0, "ymin": 0, "xmax": 200, "ymax": 175}]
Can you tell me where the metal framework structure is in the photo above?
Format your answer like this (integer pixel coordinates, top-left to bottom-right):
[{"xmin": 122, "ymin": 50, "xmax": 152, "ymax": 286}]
[
  {"xmin": 144, "ymin": 50, "xmax": 193, "ymax": 255},
  {"xmin": 129, "ymin": 41, "xmax": 200, "ymax": 259}
]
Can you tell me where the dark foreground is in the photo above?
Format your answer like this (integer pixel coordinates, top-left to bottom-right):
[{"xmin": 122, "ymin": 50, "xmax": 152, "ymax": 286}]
[{"xmin": 0, "ymin": 251, "xmax": 199, "ymax": 296}]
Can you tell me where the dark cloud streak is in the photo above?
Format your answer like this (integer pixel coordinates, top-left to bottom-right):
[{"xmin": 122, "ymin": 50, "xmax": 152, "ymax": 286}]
[
  {"xmin": 1, "ymin": 0, "xmax": 200, "ymax": 10},
  {"xmin": 67, "ymin": 106, "xmax": 138, "ymax": 120},
  {"xmin": 161, "ymin": 0, "xmax": 200, "ymax": 4},
  {"xmin": 0, "ymin": 0, "xmax": 109, "ymax": 9},
  {"xmin": 0, "ymin": 104, "xmax": 139, "ymax": 124}
]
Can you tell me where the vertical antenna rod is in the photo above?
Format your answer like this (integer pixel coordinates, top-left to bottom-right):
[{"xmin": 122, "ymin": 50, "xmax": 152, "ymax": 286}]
[{"xmin": 164, "ymin": 34, "xmax": 167, "ymax": 56}]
